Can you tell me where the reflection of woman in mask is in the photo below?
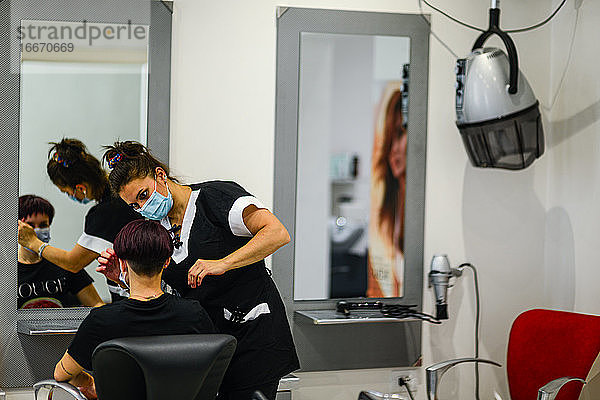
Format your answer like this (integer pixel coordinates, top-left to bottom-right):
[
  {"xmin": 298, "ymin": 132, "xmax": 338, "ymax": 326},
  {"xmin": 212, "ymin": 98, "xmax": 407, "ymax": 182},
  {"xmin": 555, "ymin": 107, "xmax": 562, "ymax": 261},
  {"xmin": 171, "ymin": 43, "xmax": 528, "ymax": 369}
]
[
  {"xmin": 17, "ymin": 138, "xmax": 141, "ymax": 302},
  {"xmin": 18, "ymin": 195, "xmax": 103, "ymax": 308},
  {"xmin": 367, "ymin": 89, "xmax": 407, "ymax": 298}
]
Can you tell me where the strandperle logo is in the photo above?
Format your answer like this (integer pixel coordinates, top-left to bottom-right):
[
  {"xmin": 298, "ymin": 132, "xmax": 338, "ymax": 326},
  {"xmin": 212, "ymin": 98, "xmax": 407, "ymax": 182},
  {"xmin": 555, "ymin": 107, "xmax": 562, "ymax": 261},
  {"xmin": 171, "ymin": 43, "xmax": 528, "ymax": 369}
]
[{"xmin": 18, "ymin": 20, "xmax": 147, "ymax": 46}]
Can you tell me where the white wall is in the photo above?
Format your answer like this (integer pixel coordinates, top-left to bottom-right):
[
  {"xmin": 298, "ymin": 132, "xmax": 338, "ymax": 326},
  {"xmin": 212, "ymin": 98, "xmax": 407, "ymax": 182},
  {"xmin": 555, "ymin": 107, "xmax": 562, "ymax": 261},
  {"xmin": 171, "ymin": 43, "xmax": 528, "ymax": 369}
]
[
  {"xmin": 546, "ymin": 0, "xmax": 600, "ymax": 315},
  {"xmin": 168, "ymin": 0, "xmax": 556, "ymax": 399}
]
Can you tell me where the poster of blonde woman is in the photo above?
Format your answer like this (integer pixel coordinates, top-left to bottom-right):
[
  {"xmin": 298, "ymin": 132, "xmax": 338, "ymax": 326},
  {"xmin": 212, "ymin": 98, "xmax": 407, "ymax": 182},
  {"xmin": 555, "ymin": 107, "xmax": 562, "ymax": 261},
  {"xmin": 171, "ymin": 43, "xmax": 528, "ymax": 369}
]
[{"xmin": 367, "ymin": 82, "xmax": 407, "ymax": 298}]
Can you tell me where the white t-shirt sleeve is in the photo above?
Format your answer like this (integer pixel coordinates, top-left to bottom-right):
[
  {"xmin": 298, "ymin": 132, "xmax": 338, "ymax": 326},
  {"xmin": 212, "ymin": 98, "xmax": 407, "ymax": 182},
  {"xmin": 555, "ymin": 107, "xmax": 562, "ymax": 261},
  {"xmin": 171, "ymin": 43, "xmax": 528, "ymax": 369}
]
[{"xmin": 227, "ymin": 196, "xmax": 267, "ymax": 237}]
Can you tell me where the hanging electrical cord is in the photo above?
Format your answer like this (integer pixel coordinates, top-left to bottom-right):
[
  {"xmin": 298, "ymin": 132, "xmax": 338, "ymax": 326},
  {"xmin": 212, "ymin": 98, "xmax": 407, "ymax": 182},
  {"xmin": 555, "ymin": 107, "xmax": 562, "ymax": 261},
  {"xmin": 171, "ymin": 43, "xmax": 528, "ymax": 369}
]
[
  {"xmin": 505, "ymin": 0, "xmax": 567, "ymax": 33},
  {"xmin": 380, "ymin": 304, "xmax": 442, "ymax": 324},
  {"xmin": 457, "ymin": 262, "xmax": 481, "ymax": 400},
  {"xmin": 418, "ymin": 0, "xmax": 580, "ymax": 111},
  {"xmin": 335, "ymin": 301, "xmax": 442, "ymax": 324},
  {"xmin": 420, "ymin": 0, "xmax": 485, "ymax": 32},
  {"xmin": 542, "ymin": 7, "xmax": 580, "ymax": 112},
  {"xmin": 417, "ymin": 0, "xmax": 460, "ymax": 58},
  {"xmin": 398, "ymin": 377, "xmax": 416, "ymax": 400},
  {"xmin": 420, "ymin": 0, "xmax": 569, "ymax": 34}
]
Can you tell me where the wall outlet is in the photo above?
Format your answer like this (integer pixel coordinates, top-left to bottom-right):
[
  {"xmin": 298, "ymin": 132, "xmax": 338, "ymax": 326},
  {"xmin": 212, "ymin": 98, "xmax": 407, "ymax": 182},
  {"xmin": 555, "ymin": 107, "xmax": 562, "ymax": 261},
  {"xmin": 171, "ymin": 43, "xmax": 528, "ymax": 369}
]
[{"xmin": 391, "ymin": 369, "xmax": 420, "ymax": 396}]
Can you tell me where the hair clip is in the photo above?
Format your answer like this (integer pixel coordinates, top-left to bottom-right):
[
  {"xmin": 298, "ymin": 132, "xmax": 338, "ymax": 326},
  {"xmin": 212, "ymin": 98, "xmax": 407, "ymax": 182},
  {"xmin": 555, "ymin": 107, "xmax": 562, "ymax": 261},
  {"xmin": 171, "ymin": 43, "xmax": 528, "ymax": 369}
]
[
  {"xmin": 108, "ymin": 153, "xmax": 122, "ymax": 169},
  {"xmin": 52, "ymin": 153, "xmax": 70, "ymax": 167},
  {"xmin": 172, "ymin": 236, "xmax": 183, "ymax": 249},
  {"xmin": 167, "ymin": 224, "xmax": 181, "ymax": 234},
  {"xmin": 168, "ymin": 224, "xmax": 183, "ymax": 249}
]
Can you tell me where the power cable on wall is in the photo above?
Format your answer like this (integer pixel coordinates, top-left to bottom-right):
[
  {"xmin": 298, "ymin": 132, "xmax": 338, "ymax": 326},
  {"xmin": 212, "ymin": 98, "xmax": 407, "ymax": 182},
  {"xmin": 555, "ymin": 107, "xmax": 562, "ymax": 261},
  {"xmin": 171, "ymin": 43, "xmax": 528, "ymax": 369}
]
[
  {"xmin": 458, "ymin": 263, "xmax": 481, "ymax": 400},
  {"xmin": 419, "ymin": 0, "xmax": 485, "ymax": 32},
  {"xmin": 420, "ymin": 0, "xmax": 568, "ymax": 33},
  {"xmin": 418, "ymin": 0, "xmax": 580, "ymax": 111},
  {"xmin": 541, "ymin": 7, "xmax": 580, "ymax": 112},
  {"xmin": 417, "ymin": 0, "xmax": 460, "ymax": 58},
  {"xmin": 505, "ymin": 0, "xmax": 567, "ymax": 33}
]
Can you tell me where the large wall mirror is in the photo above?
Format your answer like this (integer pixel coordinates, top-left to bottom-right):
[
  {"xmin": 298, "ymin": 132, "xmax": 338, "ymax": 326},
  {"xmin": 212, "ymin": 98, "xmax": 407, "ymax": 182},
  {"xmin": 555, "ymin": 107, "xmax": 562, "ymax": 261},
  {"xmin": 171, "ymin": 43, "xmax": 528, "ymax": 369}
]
[
  {"xmin": 0, "ymin": 0, "xmax": 172, "ymax": 388},
  {"xmin": 19, "ymin": 19, "xmax": 149, "ymax": 307},
  {"xmin": 295, "ymin": 32, "xmax": 411, "ymax": 301},
  {"xmin": 273, "ymin": 8, "xmax": 429, "ymax": 371}
]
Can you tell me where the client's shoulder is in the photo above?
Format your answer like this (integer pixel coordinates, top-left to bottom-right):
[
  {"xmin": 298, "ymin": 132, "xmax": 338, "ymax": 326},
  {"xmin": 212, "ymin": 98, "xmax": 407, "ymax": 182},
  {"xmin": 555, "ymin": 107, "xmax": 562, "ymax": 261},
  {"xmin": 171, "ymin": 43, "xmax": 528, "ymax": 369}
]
[
  {"xmin": 164, "ymin": 295, "xmax": 213, "ymax": 326},
  {"xmin": 86, "ymin": 300, "xmax": 125, "ymax": 318},
  {"xmin": 76, "ymin": 301, "xmax": 124, "ymax": 334},
  {"xmin": 164, "ymin": 293, "xmax": 204, "ymax": 310}
]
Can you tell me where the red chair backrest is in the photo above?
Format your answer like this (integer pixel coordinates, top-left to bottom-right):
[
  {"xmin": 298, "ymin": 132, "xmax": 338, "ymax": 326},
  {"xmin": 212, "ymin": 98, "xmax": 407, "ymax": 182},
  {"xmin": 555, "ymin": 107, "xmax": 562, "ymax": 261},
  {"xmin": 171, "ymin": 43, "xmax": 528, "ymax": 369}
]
[{"xmin": 507, "ymin": 309, "xmax": 600, "ymax": 400}]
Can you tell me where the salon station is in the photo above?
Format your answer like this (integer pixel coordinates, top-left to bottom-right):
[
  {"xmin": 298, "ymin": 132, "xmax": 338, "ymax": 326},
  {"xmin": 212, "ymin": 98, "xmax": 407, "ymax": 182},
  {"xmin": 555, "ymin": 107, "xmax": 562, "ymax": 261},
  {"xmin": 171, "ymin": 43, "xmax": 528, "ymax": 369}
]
[{"xmin": 1, "ymin": 0, "xmax": 599, "ymax": 399}]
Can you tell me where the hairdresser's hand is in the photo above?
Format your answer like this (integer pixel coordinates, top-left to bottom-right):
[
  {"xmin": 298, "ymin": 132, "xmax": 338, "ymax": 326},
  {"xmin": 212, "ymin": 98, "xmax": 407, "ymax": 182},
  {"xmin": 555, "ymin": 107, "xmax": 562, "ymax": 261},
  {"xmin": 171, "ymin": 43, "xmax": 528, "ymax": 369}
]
[
  {"xmin": 18, "ymin": 220, "xmax": 42, "ymax": 251},
  {"xmin": 188, "ymin": 259, "xmax": 229, "ymax": 288},
  {"xmin": 96, "ymin": 248, "xmax": 121, "ymax": 284}
]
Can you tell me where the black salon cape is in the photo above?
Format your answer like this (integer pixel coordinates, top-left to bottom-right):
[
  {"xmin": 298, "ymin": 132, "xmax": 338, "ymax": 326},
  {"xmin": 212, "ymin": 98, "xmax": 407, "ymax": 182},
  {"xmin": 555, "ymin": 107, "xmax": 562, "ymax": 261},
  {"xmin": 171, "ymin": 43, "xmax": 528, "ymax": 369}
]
[
  {"xmin": 76, "ymin": 188, "xmax": 142, "ymax": 301},
  {"xmin": 161, "ymin": 181, "xmax": 300, "ymax": 391}
]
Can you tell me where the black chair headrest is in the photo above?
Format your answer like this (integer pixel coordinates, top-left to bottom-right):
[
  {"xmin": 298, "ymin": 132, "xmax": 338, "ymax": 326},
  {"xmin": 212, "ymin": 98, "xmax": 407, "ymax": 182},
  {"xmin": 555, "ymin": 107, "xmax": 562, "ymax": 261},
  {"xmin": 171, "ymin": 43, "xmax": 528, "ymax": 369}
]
[{"xmin": 93, "ymin": 334, "xmax": 237, "ymax": 400}]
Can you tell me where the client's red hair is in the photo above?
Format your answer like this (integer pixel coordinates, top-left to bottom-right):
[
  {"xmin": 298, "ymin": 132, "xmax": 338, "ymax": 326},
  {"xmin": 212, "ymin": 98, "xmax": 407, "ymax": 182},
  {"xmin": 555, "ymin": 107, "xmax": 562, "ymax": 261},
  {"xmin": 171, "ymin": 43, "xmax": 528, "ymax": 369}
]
[{"xmin": 114, "ymin": 220, "xmax": 173, "ymax": 276}]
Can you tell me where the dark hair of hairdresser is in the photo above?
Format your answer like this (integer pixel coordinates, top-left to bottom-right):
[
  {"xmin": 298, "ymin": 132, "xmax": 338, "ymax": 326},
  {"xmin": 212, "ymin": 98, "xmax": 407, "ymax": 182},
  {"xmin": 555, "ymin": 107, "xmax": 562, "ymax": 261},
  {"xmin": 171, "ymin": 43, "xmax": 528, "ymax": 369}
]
[
  {"xmin": 113, "ymin": 219, "xmax": 174, "ymax": 277},
  {"xmin": 373, "ymin": 90, "xmax": 406, "ymax": 250},
  {"xmin": 103, "ymin": 141, "xmax": 177, "ymax": 194},
  {"xmin": 19, "ymin": 194, "xmax": 55, "ymax": 224},
  {"xmin": 47, "ymin": 138, "xmax": 109, "ymax": 200}
]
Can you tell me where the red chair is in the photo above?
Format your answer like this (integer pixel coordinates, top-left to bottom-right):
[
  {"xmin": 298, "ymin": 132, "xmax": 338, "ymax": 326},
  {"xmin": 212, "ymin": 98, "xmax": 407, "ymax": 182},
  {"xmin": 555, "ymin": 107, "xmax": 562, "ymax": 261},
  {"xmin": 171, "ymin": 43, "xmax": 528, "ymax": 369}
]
[{"xmin": 426, "ymin": 309, "xmax": 600, "ymax": 400}]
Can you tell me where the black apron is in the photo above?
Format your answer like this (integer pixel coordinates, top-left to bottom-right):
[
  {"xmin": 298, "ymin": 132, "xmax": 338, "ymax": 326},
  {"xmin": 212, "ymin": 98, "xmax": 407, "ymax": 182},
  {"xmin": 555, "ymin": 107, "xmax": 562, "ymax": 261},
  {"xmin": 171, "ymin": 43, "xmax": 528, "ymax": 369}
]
[{"xmin": 161, "ymin": 181, "xmax": 299, "ymax": 390}]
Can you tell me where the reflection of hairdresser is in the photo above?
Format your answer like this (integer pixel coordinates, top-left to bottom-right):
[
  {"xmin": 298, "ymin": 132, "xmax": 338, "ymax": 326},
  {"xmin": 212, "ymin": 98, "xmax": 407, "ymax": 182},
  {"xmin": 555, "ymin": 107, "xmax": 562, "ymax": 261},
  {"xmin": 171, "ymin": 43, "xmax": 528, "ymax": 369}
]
[
  {"xmin": 97, "ymin": 141, "xmax": 299, "ymax": 400},
  {"xmin": 368, "ymin": 89, "xmax": 407, "ymax": 298},
  {"xmin": 54, "ymin": 219, "xmax": 216, "ymax": 399},
  {"xmin": 18, "ymin": 195, "xmax": 103, "ymax": 309},
  {"xmin": 17, "ymin": 139, "xmax": 141, "ymax": 301}
]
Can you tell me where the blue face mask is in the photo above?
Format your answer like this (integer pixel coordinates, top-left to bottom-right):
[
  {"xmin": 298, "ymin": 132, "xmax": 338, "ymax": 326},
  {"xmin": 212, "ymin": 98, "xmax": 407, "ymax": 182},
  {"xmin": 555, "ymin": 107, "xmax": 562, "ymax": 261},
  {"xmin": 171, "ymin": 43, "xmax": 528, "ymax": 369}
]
[
  {"xmin": 68, "ymin": 190, "xmax": 91, "ymax": 205},
  {"xmin": 34, "ymin": 227, "xmax": 51, "ymax": 243},
  {"xmin": 137, "ymin": 179, "xmax": 173, "ymax": 221}
]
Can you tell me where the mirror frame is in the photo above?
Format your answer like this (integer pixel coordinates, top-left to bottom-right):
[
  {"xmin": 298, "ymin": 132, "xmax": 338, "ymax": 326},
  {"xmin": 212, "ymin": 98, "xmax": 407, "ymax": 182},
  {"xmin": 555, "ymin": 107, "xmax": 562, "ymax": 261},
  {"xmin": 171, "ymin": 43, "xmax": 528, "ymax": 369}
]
[
  {"xmin": 0, "ymin": 0, "xmax": 172, "ymax": 388},
  {"xmin": 273, "ymin": 7, "xmax": 430, "ymax": 371}
]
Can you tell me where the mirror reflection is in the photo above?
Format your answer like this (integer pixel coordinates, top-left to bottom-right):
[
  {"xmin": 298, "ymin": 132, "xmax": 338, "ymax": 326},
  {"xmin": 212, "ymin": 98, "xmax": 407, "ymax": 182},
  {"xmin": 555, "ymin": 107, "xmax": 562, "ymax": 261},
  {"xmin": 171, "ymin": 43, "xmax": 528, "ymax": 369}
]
[
  {"xmin": 17, "ymin": 20, "xmax": 149, "ymax": 309},
  {"xmin": 294, "ymin": 33, "xmax": 411, "ymax": 300}
]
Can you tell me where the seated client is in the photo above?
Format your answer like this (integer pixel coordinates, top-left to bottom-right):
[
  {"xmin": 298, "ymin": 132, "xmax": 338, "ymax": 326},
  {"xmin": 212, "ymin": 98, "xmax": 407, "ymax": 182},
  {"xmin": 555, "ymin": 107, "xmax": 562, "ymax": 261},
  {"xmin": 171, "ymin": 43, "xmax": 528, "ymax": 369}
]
[
  {"xmin": 53, "ymin": 219, "xmax": 216, "ymax": 398},
  {"xmin": 18, "ymin": 195, "xmax": 103, "ymax": 309}
]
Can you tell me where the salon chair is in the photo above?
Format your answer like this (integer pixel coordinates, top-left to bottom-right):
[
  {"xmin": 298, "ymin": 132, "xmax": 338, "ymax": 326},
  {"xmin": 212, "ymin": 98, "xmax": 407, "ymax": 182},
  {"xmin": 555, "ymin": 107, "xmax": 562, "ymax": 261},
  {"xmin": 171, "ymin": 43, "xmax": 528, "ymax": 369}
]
[
  {"xmin": 426, "ymin": 309, "xmax": 600, "ymax": 400},
  {"xmin": 34, "ymin": 334, "xmax": 237, "ymax": 400}
]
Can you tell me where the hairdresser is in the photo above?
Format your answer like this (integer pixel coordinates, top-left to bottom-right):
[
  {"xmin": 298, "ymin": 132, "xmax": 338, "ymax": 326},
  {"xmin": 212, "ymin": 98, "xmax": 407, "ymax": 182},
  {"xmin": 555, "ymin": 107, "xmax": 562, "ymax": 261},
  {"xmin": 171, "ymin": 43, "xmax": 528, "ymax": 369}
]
[
  {"xmin": 97, "ymin": 141, "xmax": 299, "ymax": 400},
  {"xmin": 17, "ymin": 139, "xmax": 142, "ymax": 301}
]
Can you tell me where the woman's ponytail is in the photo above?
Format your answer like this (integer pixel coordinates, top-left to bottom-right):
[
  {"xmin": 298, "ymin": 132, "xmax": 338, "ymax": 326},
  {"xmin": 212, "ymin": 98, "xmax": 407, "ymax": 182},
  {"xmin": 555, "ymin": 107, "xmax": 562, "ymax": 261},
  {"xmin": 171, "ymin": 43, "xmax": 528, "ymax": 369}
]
[
  {"xmin": 47, "ymin": 138, "xmax": 108, "ymax": 200},
  {"xmin": 103, "ymin": 141, "xmax": 176, "ymax": 194}
]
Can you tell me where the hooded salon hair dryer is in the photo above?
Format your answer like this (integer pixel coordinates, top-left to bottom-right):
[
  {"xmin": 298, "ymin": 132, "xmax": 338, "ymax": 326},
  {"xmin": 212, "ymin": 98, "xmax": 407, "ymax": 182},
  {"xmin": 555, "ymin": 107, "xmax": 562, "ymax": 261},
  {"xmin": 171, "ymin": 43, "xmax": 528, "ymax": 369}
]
[
  {"xmin": 429, "ymin": 255, "xmax": 462, "ymax": 320},
  {"xmin": 455, "ymin": 0, "xmax": 544, "ymax": 170}
]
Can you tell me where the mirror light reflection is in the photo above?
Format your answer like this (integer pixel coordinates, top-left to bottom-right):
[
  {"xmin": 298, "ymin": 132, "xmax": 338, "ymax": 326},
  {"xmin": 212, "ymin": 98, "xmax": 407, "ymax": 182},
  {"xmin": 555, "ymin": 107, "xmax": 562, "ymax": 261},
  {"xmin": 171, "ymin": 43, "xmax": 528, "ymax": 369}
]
[
  {"xmin": 294, "ymin": 33, "xmax": 411, "ymax": 301},
  {"xmin": 18, "ymin": 20, "xmax": 148, "ymax": 309}
]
